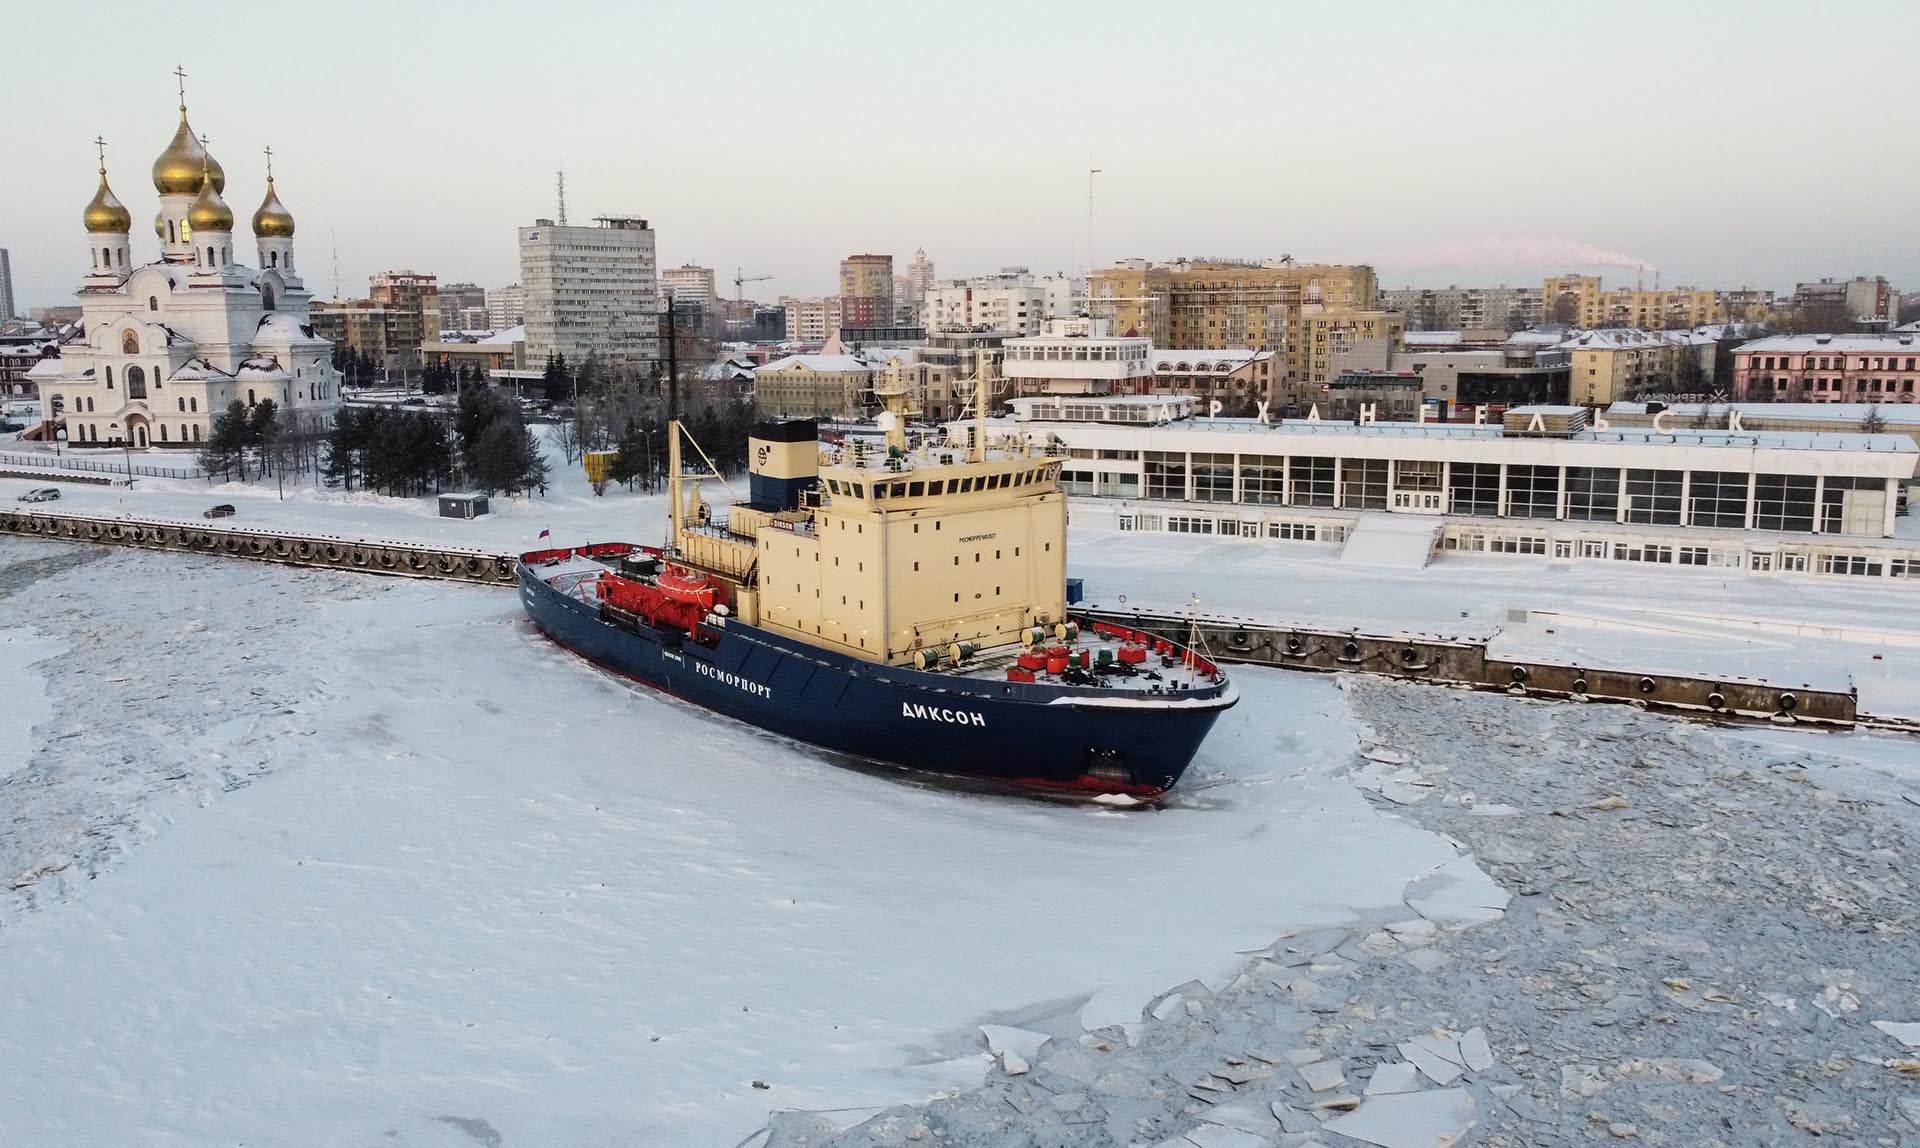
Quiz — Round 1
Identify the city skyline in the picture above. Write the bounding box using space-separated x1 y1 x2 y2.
2 0 1915 313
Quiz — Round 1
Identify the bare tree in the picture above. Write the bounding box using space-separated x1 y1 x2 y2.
551 415 581 465
1862 405 1888 434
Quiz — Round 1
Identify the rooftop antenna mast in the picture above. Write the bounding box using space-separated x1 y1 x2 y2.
555 169 568 225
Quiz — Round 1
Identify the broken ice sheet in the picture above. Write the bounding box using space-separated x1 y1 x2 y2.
1323 1088 1477 1148
979 1024 1050 1062
1403 853 1510 925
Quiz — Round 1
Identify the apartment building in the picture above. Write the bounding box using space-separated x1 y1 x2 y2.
1733 333 1920 403
1561 329 1681 405
781 296 840 344
1088 259 1389 384
485 283 525 329
1382 285 1543 333
838 254 894 330
367 270 441 365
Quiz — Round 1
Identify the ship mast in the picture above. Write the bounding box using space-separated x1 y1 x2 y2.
971 353 993 463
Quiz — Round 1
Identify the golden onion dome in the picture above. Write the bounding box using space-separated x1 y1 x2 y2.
251 178 295 238
84 170 132 233
188 170 234 233
152 110 225 196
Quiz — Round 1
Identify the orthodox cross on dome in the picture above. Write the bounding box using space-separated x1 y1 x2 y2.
94 134 107 172
174 64 189 109
263 144 273 180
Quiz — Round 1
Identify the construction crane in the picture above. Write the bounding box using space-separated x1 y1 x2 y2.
733 267 772 304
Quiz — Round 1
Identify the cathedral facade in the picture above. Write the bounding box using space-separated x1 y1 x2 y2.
35 94 341 449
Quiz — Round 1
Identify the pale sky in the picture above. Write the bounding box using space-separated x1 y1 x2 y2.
4 0 1915 313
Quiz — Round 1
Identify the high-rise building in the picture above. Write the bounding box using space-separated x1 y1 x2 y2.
905 247 936 301
438 281 488 332
518 216 659 367
838 254 893 330
1544 275 1719 331
660 264 717 311
0 248 14 319
486 283 525 329
1089 259 1396 383
366 270 441 367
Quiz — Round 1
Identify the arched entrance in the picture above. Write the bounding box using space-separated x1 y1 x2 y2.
126 414 150 449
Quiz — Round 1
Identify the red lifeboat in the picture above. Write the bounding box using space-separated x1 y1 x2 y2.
656 566 718 610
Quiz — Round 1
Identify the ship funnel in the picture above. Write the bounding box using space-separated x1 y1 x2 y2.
748 419 820 512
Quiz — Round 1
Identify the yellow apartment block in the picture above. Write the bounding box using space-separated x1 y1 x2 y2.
1088 260 1386 383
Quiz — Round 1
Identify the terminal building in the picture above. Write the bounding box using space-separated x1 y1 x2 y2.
994 396 1920 580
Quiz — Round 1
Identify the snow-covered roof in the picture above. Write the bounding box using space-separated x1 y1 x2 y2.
1556 329 1669 351
1896 320 1920 333
1155 416 1917 454
25 357 65 379
1734 334 1919 354
169 358 233 382
757 354 872 373
254 313 321 343
1608 401 1920 423
236 357 288 380
1402 331 1463 348
481 325 524 345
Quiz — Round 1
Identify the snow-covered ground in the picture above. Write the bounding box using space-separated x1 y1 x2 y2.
0 540 1502 1147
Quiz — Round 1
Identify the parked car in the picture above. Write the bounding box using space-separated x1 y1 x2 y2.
203 503 236 519
15 487 59 503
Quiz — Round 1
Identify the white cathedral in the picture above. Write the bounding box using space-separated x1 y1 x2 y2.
34 94 341 449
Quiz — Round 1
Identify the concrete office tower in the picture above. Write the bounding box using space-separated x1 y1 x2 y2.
519 216 659 367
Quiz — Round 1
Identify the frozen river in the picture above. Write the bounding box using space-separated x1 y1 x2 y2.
0 538 1500 1147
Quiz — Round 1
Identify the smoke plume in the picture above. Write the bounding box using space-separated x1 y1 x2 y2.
1378 235 1656 276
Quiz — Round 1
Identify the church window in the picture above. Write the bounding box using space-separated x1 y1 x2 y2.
206 246 215 266
261 284 276 311
160 424 168 442
190 397 198 412
247 389 256 405
192 425 201 441
117 248 125 267
105 365 113 388
177 397 185 412
91 249 98 269
167 220 175 243
122 330 139 355
148 296 158 312
126 366 146 400
269 251 278 267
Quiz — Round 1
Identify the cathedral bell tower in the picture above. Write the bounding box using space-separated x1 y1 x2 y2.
83 136 132 282
251 146 299 284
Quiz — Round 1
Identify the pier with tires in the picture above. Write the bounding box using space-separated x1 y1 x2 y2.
0 508 516 585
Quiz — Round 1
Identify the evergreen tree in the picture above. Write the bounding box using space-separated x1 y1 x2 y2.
201 400 252 480
468 418 549 496
542 352 572 405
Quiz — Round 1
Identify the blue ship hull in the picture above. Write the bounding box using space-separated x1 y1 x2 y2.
516 559 1235 795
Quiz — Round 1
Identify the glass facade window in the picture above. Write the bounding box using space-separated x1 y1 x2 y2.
1339 458 1389 510
1687 470 1749 529
1096 472 1139 497
1393 460 1441 491
1624 468 1683 525
1239 455 1287 505
1144 451 1186 501
1060 469 1095 496
1504 464 1560 519
1192 453 1235 503
1758 472 1812 533
1449 462 1501 517
1565 467 1619 521
1287 456 1336 507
